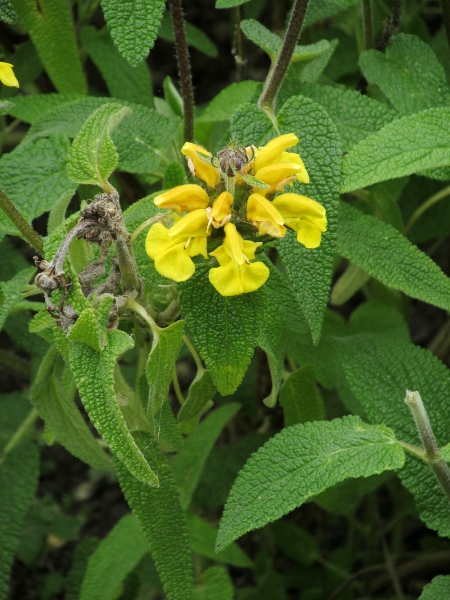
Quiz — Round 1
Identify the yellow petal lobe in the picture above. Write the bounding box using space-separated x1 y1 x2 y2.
154 184 210 213
253 133 299 173
181 142 220 188
0 62 19 88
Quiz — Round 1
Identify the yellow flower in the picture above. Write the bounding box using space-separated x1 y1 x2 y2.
145 210 209 281
252 133 309 196
206 191 233 230
181 142 220 188
209 223 269 296
272 193 327 249
154 184 210 213
0 62 19 88
246 193 285 238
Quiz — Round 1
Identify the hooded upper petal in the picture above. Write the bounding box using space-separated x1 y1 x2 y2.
154 184 210 213
0 62 19 88
168 208 209 239
181 142 220 188
253 133 299 173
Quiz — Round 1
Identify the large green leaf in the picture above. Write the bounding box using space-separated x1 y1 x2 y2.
178 267 262 395
10 0 86 93
0 136 76 239
30 346 113 471
341 107 450 193
304 0 361 26
216 415 404 550
276 95 341 342
159 11 218 58
81 26 153 107
80 514 149 600
0 266 35 330
0 442 39 600
115 434 193 600
177 369 216 423
146 320 185 417
336 334 450 537
280 366 325 426
199 81 260 123
67 103 131 189
68 329 158 487
101 0 165 66
360 34 450 115
419 575 450 599
337 201 450 311
171 403 240 509
0 0 16 24
230 103 275 147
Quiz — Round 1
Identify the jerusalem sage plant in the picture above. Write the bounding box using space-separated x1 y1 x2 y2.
1 0 450 598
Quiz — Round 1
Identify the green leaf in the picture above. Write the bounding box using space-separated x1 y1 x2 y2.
419 575 450 599
230 103 276 147
360 34 450 115
31 346 113 471
199 81 260 123
192 566 233 600
10 0 86 93
216 0 251 8
299 39 338 83
216 416 404 550
163 162 186 188
336 334 450 537
279 82 396 152
340 107 450 193
177 369 216 423
276 95 341 343
0 266 35 331
66 538 100 600
80 514 148 600
115 433 193 600
0 0 15 23
68 307 107 352
440 443 450 463
187 513 252 568
241 19 331 62
159 11 218 58
146 320 185 417
81 26 153 107
68 329 158 487
101 0 165 66
172 403 240 509
67 103 131 188
280 366 325 426
7 93 83 123
337 201 450 311
178 267 262 395
304 0 361 26
0 442 39 599
0 136 76 239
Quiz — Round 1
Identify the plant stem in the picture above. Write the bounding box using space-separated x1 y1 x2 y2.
234 5 246 81
404 390 450 503
172 366 185 405
170 0 194 142
377 0 403 52
183 334 203 371
258 0 310 116
441 0 450 51
362 0 374 50
115 235 141 294
0 349 30 379
1 408 39 460
129 215 164 246
125 296 160 338
0 190 44 255
404 184 450 232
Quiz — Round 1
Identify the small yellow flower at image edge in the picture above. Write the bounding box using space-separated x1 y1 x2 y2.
145 134 327 297
0 62 19 88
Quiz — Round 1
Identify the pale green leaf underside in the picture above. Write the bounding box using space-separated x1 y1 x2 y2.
337 202 450 311
216 415 404 550
0 266 35 331
101 0 165 66
341 107 450 193
67 103 131 187
336 334 450 537
216 0 251 8
80 514 148 600
304 0 361 26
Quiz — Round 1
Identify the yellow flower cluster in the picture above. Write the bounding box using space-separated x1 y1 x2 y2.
145 134 327 297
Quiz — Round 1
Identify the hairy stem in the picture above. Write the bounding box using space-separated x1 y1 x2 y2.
362 0 374 50
170 0 194 142
0 190 44 255
377 0 402 52
258 0 310 115
234 5 246 81
183 334 203 371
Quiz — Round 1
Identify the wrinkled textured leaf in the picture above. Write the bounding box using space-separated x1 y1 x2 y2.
31 346 113 471
101 0 165 66
217 416 404 550
146 320 185 417
0 136 76 239
0 0 16 24
0 266 35 330
276 95 341 342
67 103 131 188
178 267 262 395
230 103 275 147
337 201 450 311
80 514 149 600
419 575 450 599
341 107 450 193
172 403 240 509
159 11 218 58
280 366 325 426
360 34 450 115
200 81 260 122
336 334 450 536
0 442 39 599
69 329 158 487
68 307 107 352
81 26 153 107
177 369 216 422
115 433 193 600
10 0 86 93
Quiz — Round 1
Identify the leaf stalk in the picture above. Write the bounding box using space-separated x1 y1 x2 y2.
0 190 45 255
